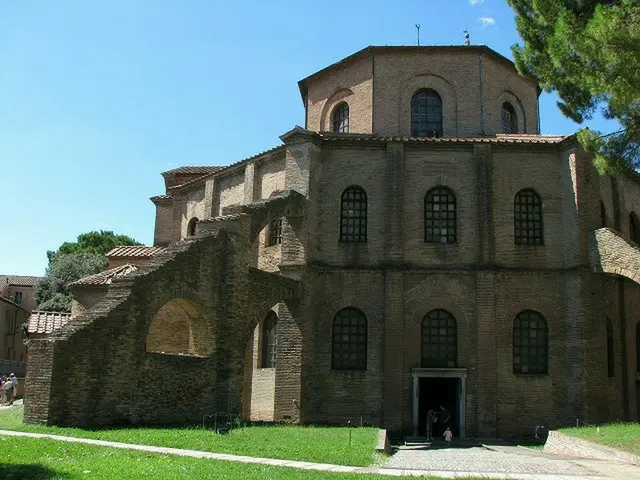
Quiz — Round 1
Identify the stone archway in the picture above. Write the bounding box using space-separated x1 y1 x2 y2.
589 228 640 285
146 298 213 357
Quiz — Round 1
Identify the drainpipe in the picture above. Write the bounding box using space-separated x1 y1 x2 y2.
479 50 485 136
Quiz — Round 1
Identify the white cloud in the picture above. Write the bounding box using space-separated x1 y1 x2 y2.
469 0 484 5
478 16 496 27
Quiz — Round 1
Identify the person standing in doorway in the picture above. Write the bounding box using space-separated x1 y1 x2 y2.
439 405 451 435
425 409 438 441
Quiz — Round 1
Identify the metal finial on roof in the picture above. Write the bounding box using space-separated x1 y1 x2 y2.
416 24 420 46
464 30 470 46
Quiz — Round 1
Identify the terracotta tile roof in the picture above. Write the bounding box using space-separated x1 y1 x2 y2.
28 311 72 334
150 194 172 203
0 275 41 287
167 145 285 193
106 246 166 258
69 264 139 287
316 132 567 144
161 166 225 176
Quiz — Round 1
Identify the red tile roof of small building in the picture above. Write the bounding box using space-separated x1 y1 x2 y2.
28 311 72 334
106 246 166 258
161 166 225 176
0 275 41 287
68 264 140 287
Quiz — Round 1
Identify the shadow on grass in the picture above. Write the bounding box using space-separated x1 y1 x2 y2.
0 463 73 479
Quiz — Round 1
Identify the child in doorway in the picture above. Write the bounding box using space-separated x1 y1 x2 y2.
443 426 453 446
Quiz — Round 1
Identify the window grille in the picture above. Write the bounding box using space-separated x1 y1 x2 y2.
411 89 442 137
421 310 457 368
332 308 367 370
340 186 367 243
268 218 283 246
332 102 349 133
514 189 543 245
513 310 548 374
501 102 518 134
425 187 456 243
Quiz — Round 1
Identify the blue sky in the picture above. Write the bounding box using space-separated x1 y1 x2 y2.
0 0 618 276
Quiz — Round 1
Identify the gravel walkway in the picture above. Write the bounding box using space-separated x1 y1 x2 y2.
383 446 599 476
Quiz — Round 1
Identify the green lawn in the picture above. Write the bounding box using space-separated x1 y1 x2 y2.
0 435 479 480
558 423 640 456
0 406 377 467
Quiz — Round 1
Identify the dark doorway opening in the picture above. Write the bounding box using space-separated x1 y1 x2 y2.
418 377 458 437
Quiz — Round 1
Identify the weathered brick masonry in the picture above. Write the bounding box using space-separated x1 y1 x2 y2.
24 46 640 438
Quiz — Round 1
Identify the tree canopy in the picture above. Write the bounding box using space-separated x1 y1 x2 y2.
507 0 639 174
37 230 141 312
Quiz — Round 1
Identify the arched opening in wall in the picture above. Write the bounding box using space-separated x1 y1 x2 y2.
340 186 367 243
187 217 199 237
146 298 212 356
629 212 640 243
501 102 518 134
606 317 615 378
514 189 544 245
421 309 457 368
601 201 608 228
243 304 295 422
424 187 456 244
411 89 442 137
332 102 349 133
513 310 548 374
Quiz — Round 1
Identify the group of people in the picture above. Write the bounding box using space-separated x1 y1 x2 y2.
0 373 18 406
426 405 453 445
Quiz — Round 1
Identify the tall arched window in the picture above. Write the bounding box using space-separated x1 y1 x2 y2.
411 89 442 137
513 310 548 374
600 201 608 228
501 102 518 134
425 187 456 244
332 308 367 370
606 317 615 378
340 186 367 243
261 311 278 368
421 310 457 368
187 217 199 237
514 189 544 245
630 212 640 243
332 102 349 133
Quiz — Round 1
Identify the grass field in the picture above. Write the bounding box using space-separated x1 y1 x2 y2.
558 423 640 456
0 435 484 480
0 405 378 467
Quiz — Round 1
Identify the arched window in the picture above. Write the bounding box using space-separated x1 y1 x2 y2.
261 311 278 368
600 201 608 228
501 102 518 134
268 218 283 246
332 102 349 133
187 217 199 237
340 186 367 243
421 310 457 368
425 187 456 243
629 212 640 243
332 307 367 370
606 317 615 378
636 321 640 372
514 189 543 245
513 310 548 374
411 89 442 137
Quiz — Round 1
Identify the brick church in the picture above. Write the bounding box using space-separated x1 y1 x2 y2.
25 45 640 439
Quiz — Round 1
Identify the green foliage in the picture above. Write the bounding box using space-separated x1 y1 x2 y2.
36 230 140 312
1 406 378 467
559 423 640 456
1 436 467 480
47 230 142 264
507 0 640 174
